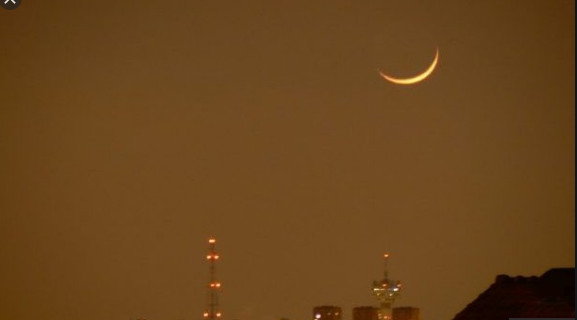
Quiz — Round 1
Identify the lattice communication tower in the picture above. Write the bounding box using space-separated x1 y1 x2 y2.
203 238 222 320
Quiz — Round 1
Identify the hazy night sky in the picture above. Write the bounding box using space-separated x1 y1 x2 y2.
0 1 574 320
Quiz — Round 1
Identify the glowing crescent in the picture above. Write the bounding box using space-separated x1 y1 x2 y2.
379 48 439 85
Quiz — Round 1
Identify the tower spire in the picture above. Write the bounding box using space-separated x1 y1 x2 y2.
372 253 401 320
203 238 222 320
383 253 389 280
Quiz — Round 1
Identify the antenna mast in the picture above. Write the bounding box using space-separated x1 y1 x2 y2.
203 238 222 320
372 253 401 320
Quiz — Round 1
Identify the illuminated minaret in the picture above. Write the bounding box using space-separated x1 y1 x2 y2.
203 238 222 320
372 254 401 320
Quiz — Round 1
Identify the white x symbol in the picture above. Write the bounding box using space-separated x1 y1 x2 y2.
4 0 16 4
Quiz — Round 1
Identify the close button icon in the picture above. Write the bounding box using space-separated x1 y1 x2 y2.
1 0 22 10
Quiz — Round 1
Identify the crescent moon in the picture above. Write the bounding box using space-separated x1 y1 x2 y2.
379 47 439 85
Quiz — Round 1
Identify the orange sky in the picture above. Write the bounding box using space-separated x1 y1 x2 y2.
0 1 574 320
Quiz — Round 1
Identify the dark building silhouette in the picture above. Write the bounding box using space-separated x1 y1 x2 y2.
353 306 379 320
452 268 575 320
392 307 420 320
313 306 342 320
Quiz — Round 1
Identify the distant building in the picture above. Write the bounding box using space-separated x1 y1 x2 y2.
353 306 379 320
452 268 575 320
372 254 401 320
313 306 342 320
392 307 420 320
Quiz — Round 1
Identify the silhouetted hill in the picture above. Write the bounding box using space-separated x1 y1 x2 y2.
452 268 575 320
